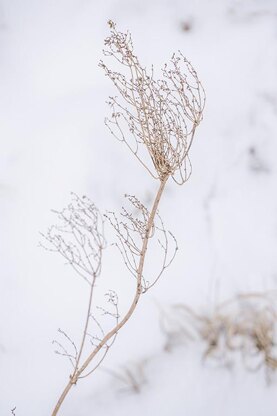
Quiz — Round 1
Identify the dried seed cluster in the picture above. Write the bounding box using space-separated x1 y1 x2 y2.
100 21 205 184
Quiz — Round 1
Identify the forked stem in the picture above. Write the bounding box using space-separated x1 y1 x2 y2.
51 177 168 415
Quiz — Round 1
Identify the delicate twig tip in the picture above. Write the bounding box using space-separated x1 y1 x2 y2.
108 20 116 29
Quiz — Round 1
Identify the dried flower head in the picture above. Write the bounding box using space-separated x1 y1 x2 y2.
40 193 106 284
100 20 205 184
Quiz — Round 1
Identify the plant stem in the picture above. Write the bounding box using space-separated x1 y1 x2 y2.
74 273 96 371
51 178 168 416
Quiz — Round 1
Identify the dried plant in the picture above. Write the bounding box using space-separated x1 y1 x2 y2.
106 194 178 292
101 359 148 394
41 193 106 286
100 20 205 184
160 292 277 381
42 21 205 415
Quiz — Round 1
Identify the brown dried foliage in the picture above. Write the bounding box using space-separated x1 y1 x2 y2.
160 292 277 381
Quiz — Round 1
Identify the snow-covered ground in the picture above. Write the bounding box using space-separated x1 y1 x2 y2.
1 0 277 414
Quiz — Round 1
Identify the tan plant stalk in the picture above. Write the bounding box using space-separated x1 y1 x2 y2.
42 20 205 415
51 179 167 415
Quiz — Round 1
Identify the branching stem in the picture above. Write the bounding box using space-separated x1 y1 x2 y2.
51 177 168 415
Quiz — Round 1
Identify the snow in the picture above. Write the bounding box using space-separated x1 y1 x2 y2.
0 0 277 414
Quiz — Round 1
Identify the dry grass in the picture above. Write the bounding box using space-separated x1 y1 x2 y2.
160 291 277 381
101 359 148 394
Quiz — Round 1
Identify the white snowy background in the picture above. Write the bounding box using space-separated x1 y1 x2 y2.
1 0 277 414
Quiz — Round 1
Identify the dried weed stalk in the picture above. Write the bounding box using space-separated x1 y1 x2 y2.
160 292 277 381
42 21 205 415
